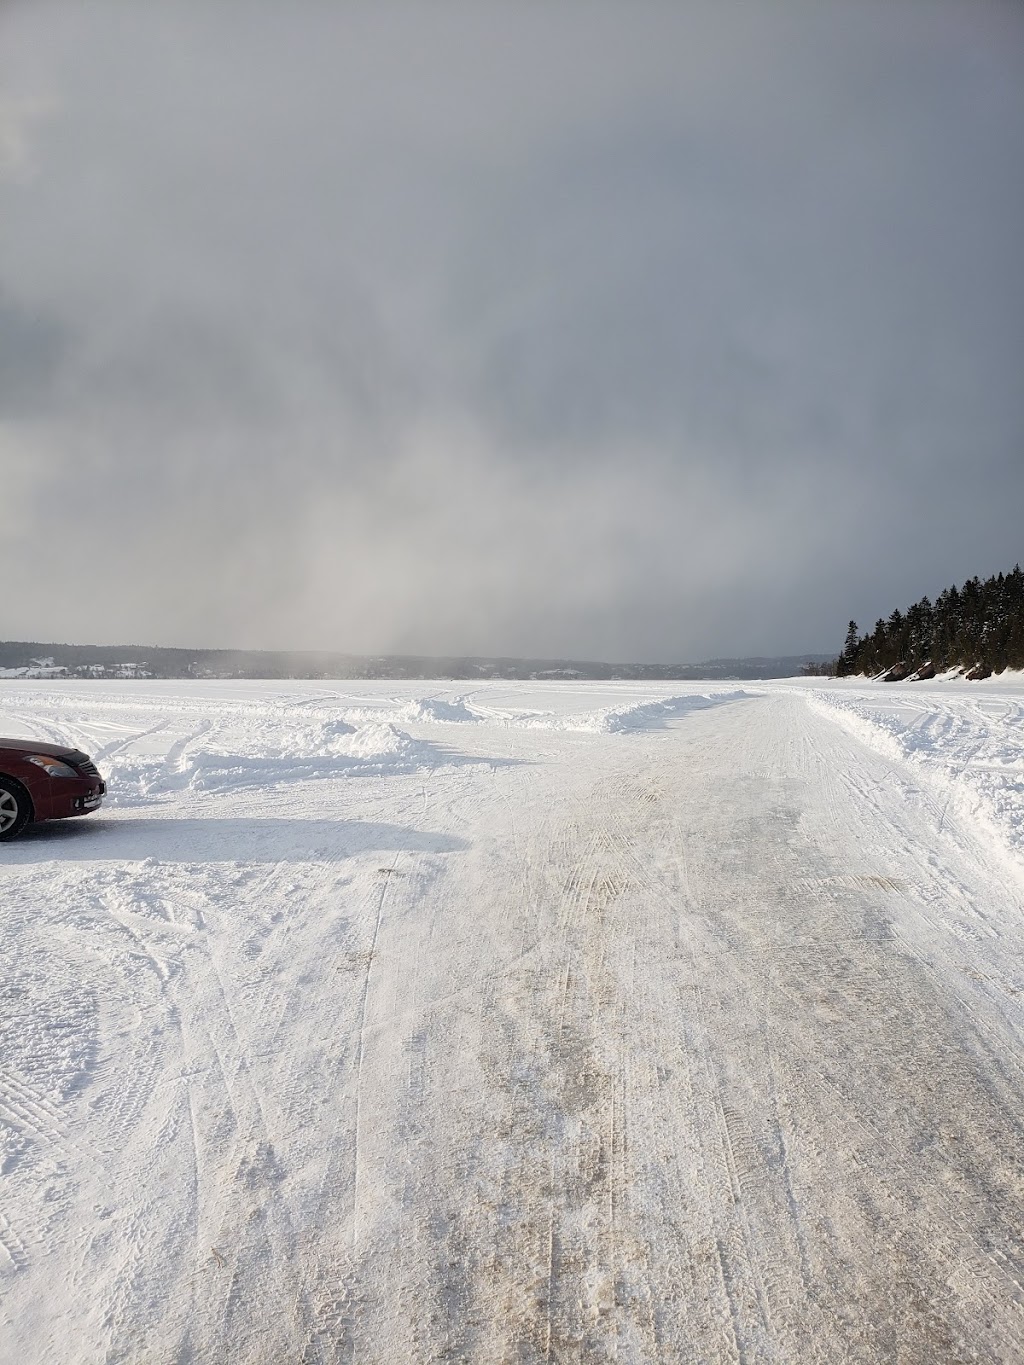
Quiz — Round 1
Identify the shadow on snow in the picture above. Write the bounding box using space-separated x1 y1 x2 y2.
6 816 469 864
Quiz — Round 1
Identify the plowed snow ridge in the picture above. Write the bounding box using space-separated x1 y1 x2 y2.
1 675 1023 1364
804 682 1024 880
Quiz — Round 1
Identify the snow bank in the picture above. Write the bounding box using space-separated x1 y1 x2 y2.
326 688 755 735
394 696 485 725
807 688 1024 880
495 689 756 733
598 690 754 732
103 721 445 804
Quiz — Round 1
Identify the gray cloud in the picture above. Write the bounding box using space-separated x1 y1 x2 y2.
0 292 70 415
1 1 1022 660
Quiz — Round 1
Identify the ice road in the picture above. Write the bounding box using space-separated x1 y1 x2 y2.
2 677 1023 1363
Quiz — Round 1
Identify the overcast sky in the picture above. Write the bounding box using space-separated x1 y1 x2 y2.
1 1 1021 662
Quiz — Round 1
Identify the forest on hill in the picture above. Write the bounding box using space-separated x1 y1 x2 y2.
835 565 1024 679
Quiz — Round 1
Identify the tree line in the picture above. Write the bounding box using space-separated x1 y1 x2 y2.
833 565 1024 679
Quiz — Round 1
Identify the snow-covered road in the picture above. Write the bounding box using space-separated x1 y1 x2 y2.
2 678 1023 1363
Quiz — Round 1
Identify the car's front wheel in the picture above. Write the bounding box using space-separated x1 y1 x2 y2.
0 777 32 840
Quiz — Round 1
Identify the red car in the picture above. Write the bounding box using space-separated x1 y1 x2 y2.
0 739 106 840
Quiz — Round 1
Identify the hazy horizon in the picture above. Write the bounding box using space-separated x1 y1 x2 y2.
2 635 836 668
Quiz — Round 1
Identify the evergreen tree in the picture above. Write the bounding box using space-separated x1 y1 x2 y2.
834 565 1024 676
835 622 857 676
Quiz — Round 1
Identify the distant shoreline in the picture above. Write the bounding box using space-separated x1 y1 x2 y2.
0 641 834 683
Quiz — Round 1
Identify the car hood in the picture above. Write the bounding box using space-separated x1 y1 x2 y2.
0 738 81 758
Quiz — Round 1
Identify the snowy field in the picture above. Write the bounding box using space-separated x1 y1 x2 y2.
2 675 1024 1363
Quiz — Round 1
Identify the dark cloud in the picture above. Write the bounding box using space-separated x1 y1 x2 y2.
0 1 1021 660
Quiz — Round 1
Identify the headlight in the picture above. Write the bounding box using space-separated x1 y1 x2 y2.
24 754 79 778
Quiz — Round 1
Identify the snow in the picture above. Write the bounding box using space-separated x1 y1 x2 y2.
797 676 1024 881
2 676 1024 1362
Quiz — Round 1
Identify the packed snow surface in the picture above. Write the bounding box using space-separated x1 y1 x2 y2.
2 676 1024 1363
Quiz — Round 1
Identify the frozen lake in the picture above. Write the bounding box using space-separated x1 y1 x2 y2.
2 677 1023 1362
